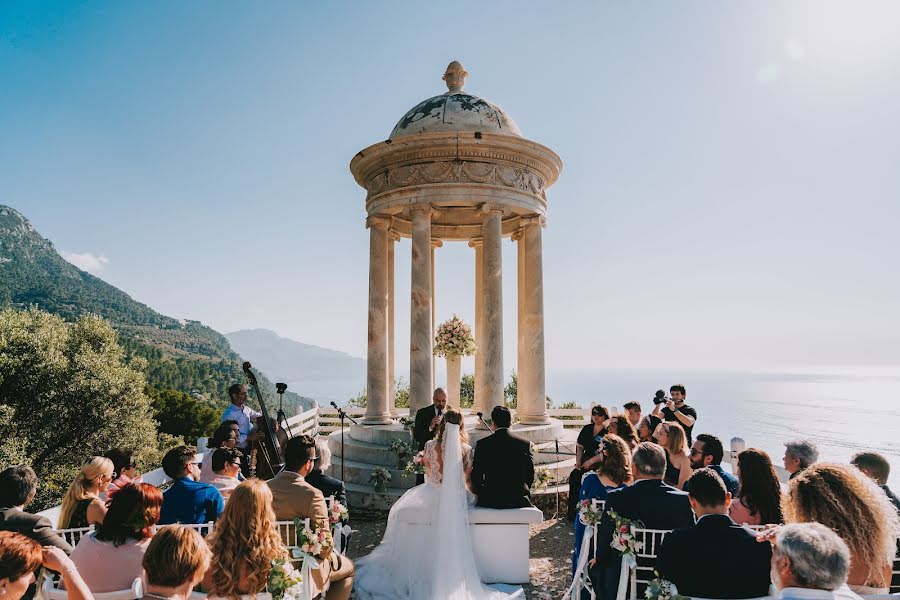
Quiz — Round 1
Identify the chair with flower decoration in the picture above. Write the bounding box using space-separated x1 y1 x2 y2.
615 527 671 600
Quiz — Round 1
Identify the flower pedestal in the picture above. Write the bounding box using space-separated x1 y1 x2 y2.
446 354 461 406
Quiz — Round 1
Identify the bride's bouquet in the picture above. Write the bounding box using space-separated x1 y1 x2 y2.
433 314 477 357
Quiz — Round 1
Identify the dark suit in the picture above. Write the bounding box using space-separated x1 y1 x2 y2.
657 514 772 599
306 469 348 508
590 479 694 600
471 428 535 509
0 506 73 553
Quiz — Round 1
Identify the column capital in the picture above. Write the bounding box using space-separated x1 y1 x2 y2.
480 203 507 216
511 229 524 242
389 230 401 242
520 215 547 228
405 204 433 218
366 215 392 230
431 238 443 248
467 237 483 248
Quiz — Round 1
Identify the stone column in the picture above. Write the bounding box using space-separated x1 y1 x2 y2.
409 206 434 414
518 216 549 424
468 238 484 415
388 231 399 416
431 239 442 387
364 215 392 425
513 228 525 416
481 205 505 415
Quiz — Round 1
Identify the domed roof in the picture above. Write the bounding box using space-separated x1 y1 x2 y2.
389 62 522 139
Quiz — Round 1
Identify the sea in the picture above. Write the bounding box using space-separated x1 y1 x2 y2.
545 366 900 489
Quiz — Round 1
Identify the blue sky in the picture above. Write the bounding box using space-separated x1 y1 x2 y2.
2 1 899 375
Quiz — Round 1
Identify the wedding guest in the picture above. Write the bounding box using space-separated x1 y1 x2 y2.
104 448 139 497
590 443 693 600
0 466 72 553
783 440 818 479
208 448 243 500
606 415 639 449
573 434 631 576
655 421 692 489
731 448 783 526
59 457 114 529
0 532 93 600
657 468 771 598
770 523 863 600
202 479 287 597
567 405 609 520
785 462 899 593
70 482 161 592
622 401 642 428
200 422 239 483
268 435 354 600
636 416 656 443
143 526 210 600
851 451 900 512
686 434 739 496
306 438 348 508
471 406 535 509
158 446 224 525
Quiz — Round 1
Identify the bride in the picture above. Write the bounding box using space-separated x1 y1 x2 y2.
354 408 523 600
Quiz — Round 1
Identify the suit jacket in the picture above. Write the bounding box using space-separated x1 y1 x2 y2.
471 428 535 509
592 479 694 600
305 469 348 508
413 405 441 451
0 506 73 553
657 514 772 599
267 471 338 598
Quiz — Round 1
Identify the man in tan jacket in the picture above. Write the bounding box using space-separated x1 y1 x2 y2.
268 435 354 600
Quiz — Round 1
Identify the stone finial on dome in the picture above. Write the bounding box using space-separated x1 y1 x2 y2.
442 61 468 93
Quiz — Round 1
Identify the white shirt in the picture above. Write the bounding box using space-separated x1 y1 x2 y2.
221 403 261 447
778 585 863 600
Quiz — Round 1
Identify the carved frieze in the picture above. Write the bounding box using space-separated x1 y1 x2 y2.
366 160 545 199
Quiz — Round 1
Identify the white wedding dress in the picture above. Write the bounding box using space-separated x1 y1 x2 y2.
354 423 524 600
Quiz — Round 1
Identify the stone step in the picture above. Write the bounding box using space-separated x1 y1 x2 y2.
343 481 405 511
327 457 419 490
326 432 416 468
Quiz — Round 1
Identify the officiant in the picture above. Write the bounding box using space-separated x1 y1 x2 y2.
413 388 448 484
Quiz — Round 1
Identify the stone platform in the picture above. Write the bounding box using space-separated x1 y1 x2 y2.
326 414 577 510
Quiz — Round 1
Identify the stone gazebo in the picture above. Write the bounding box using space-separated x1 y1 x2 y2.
332 62 566 507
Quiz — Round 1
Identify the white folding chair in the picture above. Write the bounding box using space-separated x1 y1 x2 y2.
614 527 670 600
179 521 215 538
52 525 94 548
42 577 142 600
567 499 607 600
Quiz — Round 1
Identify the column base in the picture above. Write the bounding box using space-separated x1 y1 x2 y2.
361 414 394 426
516 413 551 426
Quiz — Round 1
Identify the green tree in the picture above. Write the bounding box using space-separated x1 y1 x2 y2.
148 387 219 443
504 370 518 408
345 377 411 409
0 308 160 509
459 373 475 408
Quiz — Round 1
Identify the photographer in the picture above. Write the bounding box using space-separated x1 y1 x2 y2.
651 384 697 445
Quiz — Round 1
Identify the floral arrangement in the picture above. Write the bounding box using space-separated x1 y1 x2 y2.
433 314 477 357
328 499 349 525
607 509 644 562
267 557 304 600
291 517 334 559
577 498 604 527
370 466 392 492
388 439 417 468
533 467 553 491
398 416 415 434
403 451 426 477
645 574 688 600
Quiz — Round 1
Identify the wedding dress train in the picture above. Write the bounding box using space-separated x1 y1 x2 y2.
354 423 524 600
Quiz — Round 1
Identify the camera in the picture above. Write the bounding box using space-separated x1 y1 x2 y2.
276 382 288 394
653 389 668 405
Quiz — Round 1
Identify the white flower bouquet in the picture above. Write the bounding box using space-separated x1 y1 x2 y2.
607 509 644 564
433 314 477 357
267 556 304 600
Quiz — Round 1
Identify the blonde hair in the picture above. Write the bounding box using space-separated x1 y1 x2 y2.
207 479 286 599
784 462 900 587
660 422 687 455
59 456 114 528
435 407 468 448
143 525 211 587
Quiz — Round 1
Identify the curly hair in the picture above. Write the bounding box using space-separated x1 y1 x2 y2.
607 415 639 448
785 462 899 587
207 479 286 599
736 448 783 525
598 434 632 486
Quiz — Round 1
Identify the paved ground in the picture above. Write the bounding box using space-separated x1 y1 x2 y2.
345 505 575 599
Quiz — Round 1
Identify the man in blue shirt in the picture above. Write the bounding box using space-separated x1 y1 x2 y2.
158 446 224 525
685 433 740 497
221 384 262 450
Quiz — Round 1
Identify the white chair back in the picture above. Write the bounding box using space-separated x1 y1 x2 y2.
613 527 670 600
42 577 142 600
275 518 311 549
178 521 215 538
53 525 94 548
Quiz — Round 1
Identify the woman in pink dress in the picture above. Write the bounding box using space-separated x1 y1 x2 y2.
729 448 783 525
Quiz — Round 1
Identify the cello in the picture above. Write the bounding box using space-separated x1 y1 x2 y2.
242 362 285 478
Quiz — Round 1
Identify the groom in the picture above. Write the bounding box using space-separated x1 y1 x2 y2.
471 406 535 508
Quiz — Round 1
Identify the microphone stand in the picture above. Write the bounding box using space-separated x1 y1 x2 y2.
475 412 492 431
276 384 292 439
554 438 561 519
331 401 359 483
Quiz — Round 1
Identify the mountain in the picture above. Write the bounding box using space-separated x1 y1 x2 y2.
0 205 313 415
226 329 366 404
